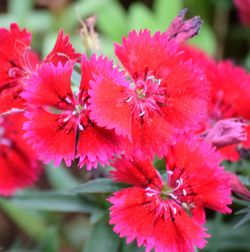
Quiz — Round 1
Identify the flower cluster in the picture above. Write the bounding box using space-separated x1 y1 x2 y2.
1 8 250 252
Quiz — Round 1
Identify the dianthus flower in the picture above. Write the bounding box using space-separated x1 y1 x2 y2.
89 24 209 159
182 45 250 161
0 23 80 113
22 55 122 169
109 139 231 252
234 0 250 26
0 112 41 196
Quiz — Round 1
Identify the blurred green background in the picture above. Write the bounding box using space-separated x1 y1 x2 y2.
1 0 250 251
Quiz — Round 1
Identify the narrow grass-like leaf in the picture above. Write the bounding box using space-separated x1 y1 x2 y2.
69 178 122 194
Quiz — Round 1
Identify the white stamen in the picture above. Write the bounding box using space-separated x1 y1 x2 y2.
170 205 177 215
126 97 133 103
147 75 154 80
183 189 187 196
167 170 173 176
78 122 84 131
65 96 72 104
168 193 178 200
139 111 145 117
63 114 72 122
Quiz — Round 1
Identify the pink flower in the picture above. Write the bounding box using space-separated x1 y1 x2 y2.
0 112 41 196
89 28 209 160
22 55 122 169
109 139 231 252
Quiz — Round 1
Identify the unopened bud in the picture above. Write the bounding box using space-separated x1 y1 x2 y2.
165 8 203 43
205 118 247 148
228 171 250 201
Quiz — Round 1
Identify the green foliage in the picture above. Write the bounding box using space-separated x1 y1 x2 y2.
83 217 120 252
69 178 123 194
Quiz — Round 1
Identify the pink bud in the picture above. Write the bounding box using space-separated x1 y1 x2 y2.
228 171 250 201
205 118 247 148
165 8 202 43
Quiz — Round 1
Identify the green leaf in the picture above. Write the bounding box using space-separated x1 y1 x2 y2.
0 198 47 240
38 226 60 252
128 3 158 32
153 0 182 31
97 1 127 41
26 11 54 32
9 191 101 213
46 163 80 190
8 0 33 19
69 178 122 194
83 218 120 252
234 207 250 228
205 214 250 251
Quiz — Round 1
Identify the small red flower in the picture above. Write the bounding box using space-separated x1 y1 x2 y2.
109 139 231 252
0 112 41 196
0 24 80 113
22 55 122 169
0 23 38 113
234 0 250 26
89 30 209 159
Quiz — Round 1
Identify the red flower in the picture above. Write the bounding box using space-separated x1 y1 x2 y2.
234 0 250 26
0 24 80 113
0 23 38 113
0 112 41 196
22 55 122 169
89 30 209 159
109 139 231 252
182 45 250 161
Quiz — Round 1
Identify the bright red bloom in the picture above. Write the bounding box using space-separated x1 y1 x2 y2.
182 45 250 161
0 24 80 113
234 0 250 26
0 23 38 113
0 112 41 196
22 55 122 169
89 30 209 159
109 139 231 252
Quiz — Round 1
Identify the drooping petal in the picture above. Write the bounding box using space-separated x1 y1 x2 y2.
0 112 41 196
44 30 81 65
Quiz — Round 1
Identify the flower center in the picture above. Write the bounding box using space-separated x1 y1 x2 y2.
126 74 166 118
